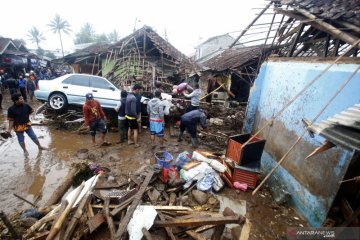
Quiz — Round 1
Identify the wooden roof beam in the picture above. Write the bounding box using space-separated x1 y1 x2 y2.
294 8 360 48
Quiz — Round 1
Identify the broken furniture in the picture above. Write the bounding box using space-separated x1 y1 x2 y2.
226 133 266 188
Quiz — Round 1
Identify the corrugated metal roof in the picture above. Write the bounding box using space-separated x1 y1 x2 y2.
282 0 360 27
309 104 360 151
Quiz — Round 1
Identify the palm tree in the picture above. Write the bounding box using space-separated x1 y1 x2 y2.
27 26 45 49
48 14 71 57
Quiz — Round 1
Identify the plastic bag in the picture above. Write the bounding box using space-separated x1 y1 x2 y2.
175 151 192 170
196 173 214 191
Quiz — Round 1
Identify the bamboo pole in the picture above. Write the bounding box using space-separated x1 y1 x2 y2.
295 8 360 48
230 2 272 48
242 39 360 150
46 182 85 240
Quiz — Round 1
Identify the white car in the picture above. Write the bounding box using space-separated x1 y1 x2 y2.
35 73 121 111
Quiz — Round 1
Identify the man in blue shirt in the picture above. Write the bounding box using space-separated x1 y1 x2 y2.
178 108 207 147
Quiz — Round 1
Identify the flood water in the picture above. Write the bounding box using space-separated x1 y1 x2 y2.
0 94 118 215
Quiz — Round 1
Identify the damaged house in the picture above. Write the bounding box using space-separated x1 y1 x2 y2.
0 38 42 75
230 0 360 227
63 26 197 92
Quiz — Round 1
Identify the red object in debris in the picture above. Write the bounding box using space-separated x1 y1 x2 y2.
232 165 260 189
220 173 234 189
233 182 248 191
226 134 266 165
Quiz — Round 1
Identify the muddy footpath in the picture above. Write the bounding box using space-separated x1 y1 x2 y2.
0 92 307 239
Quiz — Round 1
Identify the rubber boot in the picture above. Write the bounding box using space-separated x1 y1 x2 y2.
178 131 184 142
191 137 198 147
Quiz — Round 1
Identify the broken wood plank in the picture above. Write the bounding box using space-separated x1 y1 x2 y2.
142 227 153 240
154 215 245 227
87 212 106 234
169 193 176 206
64 190 93 240
186 230 208 240
87 203 94 218
115 170 154 239
153 206 193 211
158 212 176 240
110 195 136 216
104 198 116 240
46 181 85 240
211 225 225 240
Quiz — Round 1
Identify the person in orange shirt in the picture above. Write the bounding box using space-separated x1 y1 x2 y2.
82 93 108 146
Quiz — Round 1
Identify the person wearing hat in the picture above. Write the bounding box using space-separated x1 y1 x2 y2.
82 93 108 146
6 93 47 156
125 84 142 147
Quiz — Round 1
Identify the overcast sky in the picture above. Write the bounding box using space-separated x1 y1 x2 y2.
1 0 266 55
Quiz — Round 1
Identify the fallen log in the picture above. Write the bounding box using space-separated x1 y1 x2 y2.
154 215 245 227
44 167 78 207
115 170 154 239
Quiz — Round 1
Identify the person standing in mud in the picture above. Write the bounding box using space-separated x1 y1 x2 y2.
6 93 47 156
147 91 165 149
125 84 142 147
114 90 128 144
83 93 108 146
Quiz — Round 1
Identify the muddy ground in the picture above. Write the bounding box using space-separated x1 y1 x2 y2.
0 91 307 239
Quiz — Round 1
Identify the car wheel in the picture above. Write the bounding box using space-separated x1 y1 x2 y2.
49 93 68 110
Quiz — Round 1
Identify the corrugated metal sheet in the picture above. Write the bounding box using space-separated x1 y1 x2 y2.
282 0 360 27
309 104 360 151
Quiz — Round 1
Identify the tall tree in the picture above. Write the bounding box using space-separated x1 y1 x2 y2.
74 22 95 44
108 29 120 43
48 14 71 58
27 26 45 49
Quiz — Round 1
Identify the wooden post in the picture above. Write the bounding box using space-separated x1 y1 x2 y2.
104 198 116 240
115 171 154 239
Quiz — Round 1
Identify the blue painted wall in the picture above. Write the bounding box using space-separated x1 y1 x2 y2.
244 59 360 226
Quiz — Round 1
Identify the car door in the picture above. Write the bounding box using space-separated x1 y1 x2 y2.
89 76 120 109
62 75 90 105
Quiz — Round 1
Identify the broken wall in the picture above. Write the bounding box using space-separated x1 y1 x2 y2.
243 58 360 227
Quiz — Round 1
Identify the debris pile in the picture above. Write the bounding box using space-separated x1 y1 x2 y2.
0 151 246 240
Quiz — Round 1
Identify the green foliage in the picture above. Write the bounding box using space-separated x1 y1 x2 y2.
94 33 108 43
48 14 71 57
74 22 95 44
27 26 45 49
108 29 120 43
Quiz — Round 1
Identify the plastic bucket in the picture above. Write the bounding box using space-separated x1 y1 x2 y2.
155 151 174 169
